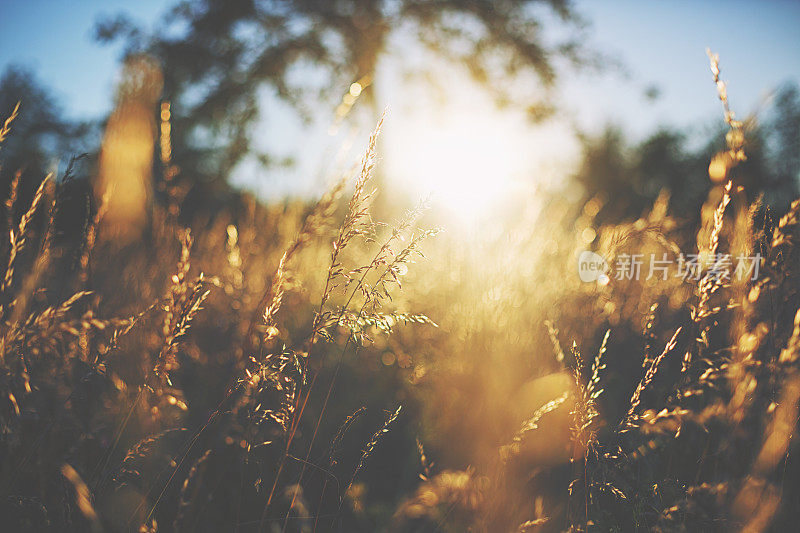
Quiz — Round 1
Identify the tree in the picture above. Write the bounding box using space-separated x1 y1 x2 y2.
95 0 596 188
0 66 88 185
573 83 800 228
0 66 92 218
764 82 800 207
573 126 644 224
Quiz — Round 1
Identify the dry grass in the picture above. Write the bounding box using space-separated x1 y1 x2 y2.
0 51 799 533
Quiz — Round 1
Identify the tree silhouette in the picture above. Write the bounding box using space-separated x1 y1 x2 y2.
95 0 596 187
764 83 800 206
0 66 91 211
0 67 88 183
574 84 800 227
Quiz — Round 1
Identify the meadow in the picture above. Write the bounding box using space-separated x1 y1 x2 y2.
1 48 799 533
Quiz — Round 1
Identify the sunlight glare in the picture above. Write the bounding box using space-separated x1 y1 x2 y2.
386 100 529 221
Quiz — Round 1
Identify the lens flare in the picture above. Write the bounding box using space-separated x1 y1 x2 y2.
385 102 528 221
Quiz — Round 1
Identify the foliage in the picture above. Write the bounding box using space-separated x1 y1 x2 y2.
575 82 800 226
94 0 596 185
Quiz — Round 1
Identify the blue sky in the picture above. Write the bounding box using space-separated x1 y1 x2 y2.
572 1 800 135
0 0 166 119
1 0 799 198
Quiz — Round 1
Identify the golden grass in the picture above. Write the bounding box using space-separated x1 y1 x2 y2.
0 51 799 533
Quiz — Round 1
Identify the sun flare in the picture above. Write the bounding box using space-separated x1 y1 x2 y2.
385 101 529 220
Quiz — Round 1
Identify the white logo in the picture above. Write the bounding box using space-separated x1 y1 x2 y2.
578 250 609 283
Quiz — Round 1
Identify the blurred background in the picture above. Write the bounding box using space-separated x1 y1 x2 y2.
2 0 799 206
1 1 800 531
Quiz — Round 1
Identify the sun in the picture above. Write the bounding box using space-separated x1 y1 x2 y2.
384 96 529 221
